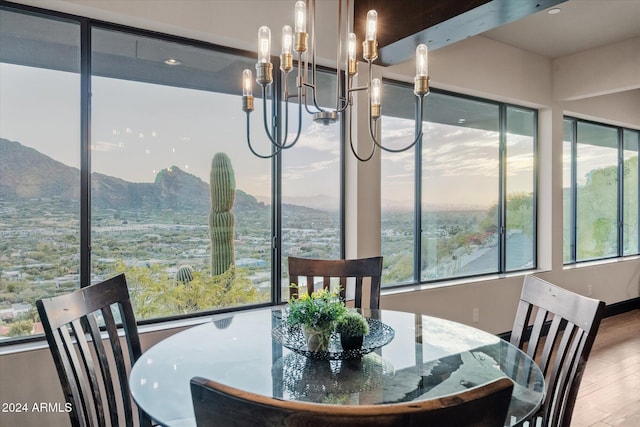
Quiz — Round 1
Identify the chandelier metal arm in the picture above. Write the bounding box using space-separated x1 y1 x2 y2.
368 99 424 153
365 61 426 153
302 80 349 115
258 85 304 150
301 0 350 117
302 82 324 114
347 104 376 162
245 112 281 159
260 90 278 143
283 88 305 148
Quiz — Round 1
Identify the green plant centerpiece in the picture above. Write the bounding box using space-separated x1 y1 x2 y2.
287 288 347 352
336 310 370 351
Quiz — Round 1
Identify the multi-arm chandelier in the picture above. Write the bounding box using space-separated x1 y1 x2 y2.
241 0 430 161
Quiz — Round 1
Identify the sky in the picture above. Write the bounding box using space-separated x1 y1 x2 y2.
0 61 599 211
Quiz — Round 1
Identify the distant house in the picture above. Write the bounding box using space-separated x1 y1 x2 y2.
1 270 23 280
31 322 44 335
0 303 33 321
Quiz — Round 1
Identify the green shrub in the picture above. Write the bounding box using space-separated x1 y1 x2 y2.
335 311 369 337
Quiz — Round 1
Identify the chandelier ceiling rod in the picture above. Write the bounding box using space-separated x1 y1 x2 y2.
241 0 430 161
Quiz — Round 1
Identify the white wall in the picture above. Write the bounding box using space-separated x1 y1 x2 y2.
1 1 639 426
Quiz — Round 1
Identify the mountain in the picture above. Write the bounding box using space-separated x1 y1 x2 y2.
0 138 80 200
0 138 267 213
282 194 339 211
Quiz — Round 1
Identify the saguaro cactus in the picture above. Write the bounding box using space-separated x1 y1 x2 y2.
209 152 236 276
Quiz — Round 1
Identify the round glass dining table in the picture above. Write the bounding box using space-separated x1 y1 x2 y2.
130 308 544 427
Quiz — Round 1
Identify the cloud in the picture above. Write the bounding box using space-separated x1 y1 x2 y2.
506 152 534 176
92 141 125 152
291 121 341 155
284 158 338 180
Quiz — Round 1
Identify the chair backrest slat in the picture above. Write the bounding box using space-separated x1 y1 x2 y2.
537 314 563 375
37 273 151 427
191 375 513 427
101 305 133 427
510 275 605 427
526 307 548 358
72 317 106 427
58 322 94 425
288 256 383 309
84 313 116 427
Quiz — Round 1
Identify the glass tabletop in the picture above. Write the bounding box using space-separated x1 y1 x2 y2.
130 308 544 427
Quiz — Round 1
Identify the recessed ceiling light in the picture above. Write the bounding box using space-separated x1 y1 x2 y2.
547 8 561 15
164 58 181 65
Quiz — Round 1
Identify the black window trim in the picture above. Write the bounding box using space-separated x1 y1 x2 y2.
380 78 539 289
563 115 640 265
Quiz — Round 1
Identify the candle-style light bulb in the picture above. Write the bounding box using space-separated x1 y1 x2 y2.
293 1 308 53
282 25 293 55
242 69 253 96
416 44 428 77
241 69 254 112
371 77 381 118
365 10 377 41
280 25 294 72
362 10 379 61
258 26 271 64
414 44 429 96
371 78 381 106
347 33 357 62
347 32 357 75
294 1 306 33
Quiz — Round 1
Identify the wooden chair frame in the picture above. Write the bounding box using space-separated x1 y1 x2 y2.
288 256 383 309
510 275 605 427
36 273 151 427
191 375 514 427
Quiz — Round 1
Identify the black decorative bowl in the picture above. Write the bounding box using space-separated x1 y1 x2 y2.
272 318 395 360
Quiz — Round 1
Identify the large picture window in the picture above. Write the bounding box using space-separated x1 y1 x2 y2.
0 4 342 340
381 81 536 286
90 28 272 318
563 117 640 263
0 8 81 340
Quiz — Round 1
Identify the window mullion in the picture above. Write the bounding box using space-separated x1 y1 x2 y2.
617 128 624 257
273 63 283 304
498 104 507 273
80 19 91 288
414 107 423 284
570 119 578 263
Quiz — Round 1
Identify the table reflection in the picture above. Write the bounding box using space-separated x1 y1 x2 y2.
275 353 394 403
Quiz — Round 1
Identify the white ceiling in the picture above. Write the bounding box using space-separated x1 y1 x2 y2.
481 0 640 59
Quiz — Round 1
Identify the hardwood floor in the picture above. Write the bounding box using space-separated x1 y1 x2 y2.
570 309 640 427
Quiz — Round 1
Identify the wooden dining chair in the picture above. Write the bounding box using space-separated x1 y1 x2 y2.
510 275 605 427
36 273 152 427
190 375 513 427
288 256 383 309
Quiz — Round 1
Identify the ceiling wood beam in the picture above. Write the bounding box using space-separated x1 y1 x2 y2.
353 0 567 66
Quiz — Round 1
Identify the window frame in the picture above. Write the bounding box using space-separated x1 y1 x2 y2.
380 79 538 288
564 116 640 264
